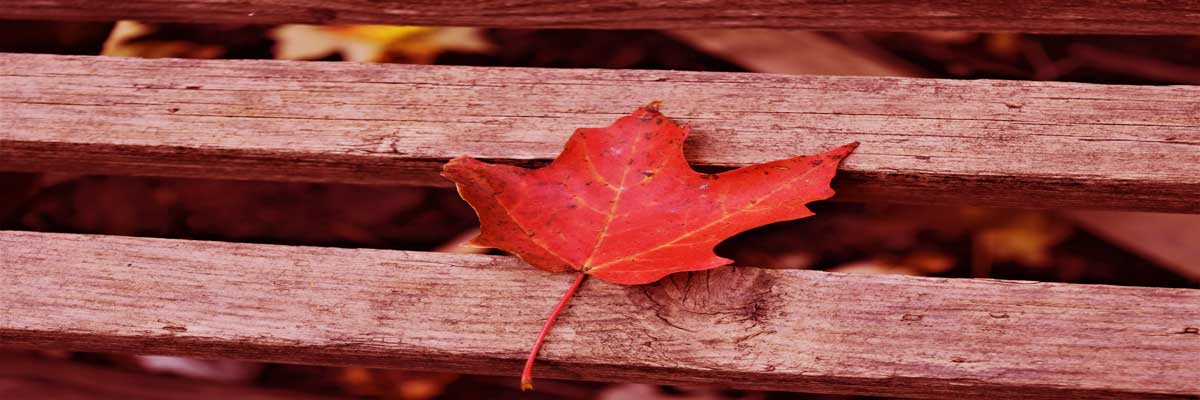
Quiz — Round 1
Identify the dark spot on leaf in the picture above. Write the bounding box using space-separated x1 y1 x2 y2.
641 171 655 178
762 171 769 175
951 357 967 363
810 159 824 166
162 326 187 333
655 118 664 125
1180 327 1199 335
644 131 653 140
627 159 635 166
567 204 577 209
167 107 180 113
989 312 1009 318
184 85 201 90
915 155 931 161
901 314 923 322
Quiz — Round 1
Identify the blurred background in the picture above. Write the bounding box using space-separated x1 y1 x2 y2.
1 20 1198 400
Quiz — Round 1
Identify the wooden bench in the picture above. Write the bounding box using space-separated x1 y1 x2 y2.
2 3 1199 399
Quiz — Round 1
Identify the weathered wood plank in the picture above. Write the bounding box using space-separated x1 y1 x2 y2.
662 32 1200 281
2 230 1198 398
2 53 1199 212
2 1 1200 34
0 353 347 400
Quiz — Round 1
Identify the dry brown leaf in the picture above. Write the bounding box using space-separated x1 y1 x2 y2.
337 367 458 400
433 228 488 254
271 25 492 63
971 211 1073 276
830 252 955 276
985 33 1022 59
101 21 224 59
134 355 262 383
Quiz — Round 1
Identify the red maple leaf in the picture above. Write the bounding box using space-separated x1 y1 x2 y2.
442 102 857 389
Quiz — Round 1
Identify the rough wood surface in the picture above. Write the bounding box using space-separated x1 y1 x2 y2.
693 33 1200 284
2 230 1199 399
0 353 346 400
2 1 1200 34
2 53 1199 212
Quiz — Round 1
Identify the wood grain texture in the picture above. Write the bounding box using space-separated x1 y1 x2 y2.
2 53 1199 212
0 354 347 400
682 30 1200 283
3 230 1199 399
2 1 1200 34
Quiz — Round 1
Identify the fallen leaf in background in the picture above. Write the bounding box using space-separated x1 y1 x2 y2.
971 210 1073 277
134 355 262 383
338 367 458 400
432 228 488 254
272 25 492 63
102 20 224 59
766 250 816 269
905 251 958 274
830 251 956 276
985 33 1022 59
830 259 914 275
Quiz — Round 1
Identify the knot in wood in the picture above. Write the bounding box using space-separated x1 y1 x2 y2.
630 267 779 336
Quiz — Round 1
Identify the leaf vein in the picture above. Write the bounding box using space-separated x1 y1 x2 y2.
588 164 824 273
581 135 641 270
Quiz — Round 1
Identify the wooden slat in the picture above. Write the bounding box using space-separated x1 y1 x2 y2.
661 32 1200 282
0 354 347 400
2 1 1200 34
2 230 1199 399
2 53 1199 213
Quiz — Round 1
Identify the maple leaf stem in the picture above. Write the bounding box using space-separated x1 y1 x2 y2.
521 271 588 391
